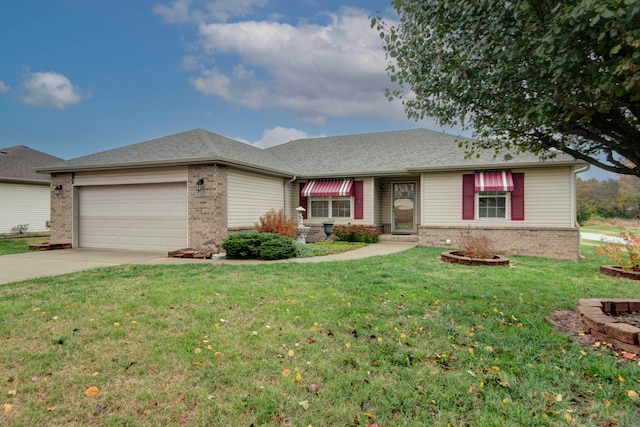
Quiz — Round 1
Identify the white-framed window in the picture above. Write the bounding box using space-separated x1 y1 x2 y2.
310 197 352 219
477 191 508 219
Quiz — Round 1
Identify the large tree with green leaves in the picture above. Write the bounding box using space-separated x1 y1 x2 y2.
373 0 640 176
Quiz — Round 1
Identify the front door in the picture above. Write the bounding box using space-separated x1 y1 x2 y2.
392 182 416 234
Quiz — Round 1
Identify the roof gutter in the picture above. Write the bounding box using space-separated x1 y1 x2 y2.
37 157 296 178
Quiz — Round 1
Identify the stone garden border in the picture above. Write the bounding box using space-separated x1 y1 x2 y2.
577 298 640 353
440 250 510 266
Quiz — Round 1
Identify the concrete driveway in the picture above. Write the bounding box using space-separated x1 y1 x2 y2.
0 242 417 286
0 249 171 285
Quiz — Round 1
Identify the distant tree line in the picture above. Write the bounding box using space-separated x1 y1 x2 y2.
577 176 640 222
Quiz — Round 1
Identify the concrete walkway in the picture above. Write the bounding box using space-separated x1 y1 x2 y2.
0 242 417 286
580 232 626 245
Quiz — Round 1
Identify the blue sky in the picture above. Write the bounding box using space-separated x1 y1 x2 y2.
0 0 613 179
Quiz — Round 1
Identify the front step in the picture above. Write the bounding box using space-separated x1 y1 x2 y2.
378 234 419 243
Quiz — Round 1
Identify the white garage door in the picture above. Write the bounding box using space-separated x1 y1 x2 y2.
79 183 188 251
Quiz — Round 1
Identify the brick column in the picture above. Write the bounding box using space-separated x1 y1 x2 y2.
188 164 228 251
50 173 73 245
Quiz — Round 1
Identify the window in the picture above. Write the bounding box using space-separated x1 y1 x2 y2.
310 200 328 217
299 180 364 220
310 197 351 218
462 172 525 221
478 191 507 219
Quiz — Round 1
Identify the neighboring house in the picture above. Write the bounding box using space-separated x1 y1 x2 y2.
38 128 587 259
0 146 63 234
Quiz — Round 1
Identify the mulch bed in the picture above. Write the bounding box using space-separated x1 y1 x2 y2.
29 243 72 251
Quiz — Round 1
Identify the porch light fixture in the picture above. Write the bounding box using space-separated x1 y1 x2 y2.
195 178 204 192
54 184 63 196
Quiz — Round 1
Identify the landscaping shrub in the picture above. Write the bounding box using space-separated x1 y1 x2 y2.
457 228 495 259
259 236 296 260
221 232 262 259
255 209 297 238
333 224 381 243
222 232 296 260
596 231 640 271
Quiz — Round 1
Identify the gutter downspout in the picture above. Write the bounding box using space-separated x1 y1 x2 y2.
574 165 590 259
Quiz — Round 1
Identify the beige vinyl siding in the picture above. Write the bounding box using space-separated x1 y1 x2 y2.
227 169 285 228
0 183 51 233
74 166 188 186
422 167 576 227
360 177 375 225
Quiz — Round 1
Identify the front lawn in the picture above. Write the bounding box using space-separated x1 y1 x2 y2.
1 247 638 426
0 236 50 255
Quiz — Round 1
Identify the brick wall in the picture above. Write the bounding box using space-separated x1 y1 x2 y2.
49 173 73 245
419 226 581 260
188 164 228 250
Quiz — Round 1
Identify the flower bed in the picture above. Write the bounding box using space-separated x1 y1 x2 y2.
440 250 510 266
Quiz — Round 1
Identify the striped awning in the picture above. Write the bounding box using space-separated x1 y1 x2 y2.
301 179 354 197
475 171 514 192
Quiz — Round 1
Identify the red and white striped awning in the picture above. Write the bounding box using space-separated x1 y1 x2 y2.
301 179 354 197
474 171 514 192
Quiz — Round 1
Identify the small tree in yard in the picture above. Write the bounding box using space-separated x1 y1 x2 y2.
373 1 640 176
255 209 297 238
597 231 640 271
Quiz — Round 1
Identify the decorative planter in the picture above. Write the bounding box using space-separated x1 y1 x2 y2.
599 265 640 281
440 250 510 267
322 222 334 241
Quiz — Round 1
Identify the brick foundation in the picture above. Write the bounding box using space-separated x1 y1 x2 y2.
188 165 228 250
49 173 73 245
419 226 580 260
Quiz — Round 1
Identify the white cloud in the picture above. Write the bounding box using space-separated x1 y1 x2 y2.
183 7 403 124
254 126 317 148
0 81 9 93
19 71 89 109
154 0 267 23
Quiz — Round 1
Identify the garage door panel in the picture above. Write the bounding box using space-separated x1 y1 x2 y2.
79 183 188 251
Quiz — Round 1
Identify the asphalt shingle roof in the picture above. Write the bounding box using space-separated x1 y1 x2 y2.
0 146 63 184
40 129 295 175
266 128 580 177
38 128 582 176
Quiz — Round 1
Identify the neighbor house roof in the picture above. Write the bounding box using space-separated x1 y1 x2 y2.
38 128 584 177
0 146 63 184
38 129 295 176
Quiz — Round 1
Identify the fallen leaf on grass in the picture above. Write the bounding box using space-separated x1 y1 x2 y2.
626 390 639 401
3 403 13 412
85 386 99 397
295 373 302 382
7 389 17 397
46 403 56 411
298 400 309 410
282 369 291 376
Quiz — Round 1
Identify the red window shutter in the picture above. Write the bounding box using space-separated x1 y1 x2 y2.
354 180 364 219
299 182 308 219
511 173 525 220
462 174 475 220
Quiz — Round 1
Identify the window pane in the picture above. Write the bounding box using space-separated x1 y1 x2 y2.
478 192 507 218
332 199 351 217
310 200 328 218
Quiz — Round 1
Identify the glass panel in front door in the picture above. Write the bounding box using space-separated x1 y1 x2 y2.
392 183 415 233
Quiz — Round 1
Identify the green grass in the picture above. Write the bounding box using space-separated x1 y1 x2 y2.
1 247 639 426
0 236 50 255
